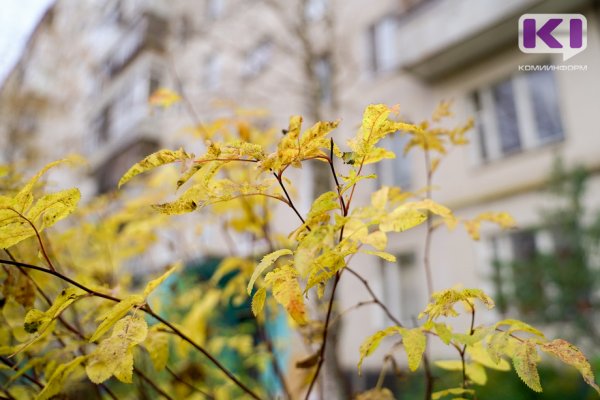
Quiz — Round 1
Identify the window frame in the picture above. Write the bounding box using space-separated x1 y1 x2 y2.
471 68 565 164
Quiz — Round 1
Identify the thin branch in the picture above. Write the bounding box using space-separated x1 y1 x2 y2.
166 366 215 400
0 356 44 389
100 384 119 400
304 270 341 400
7 208 56 272
273 172 307 227
328 138 346 214
0 259 262 400
423 149 434 297
134 367 174 400
344 267 403 327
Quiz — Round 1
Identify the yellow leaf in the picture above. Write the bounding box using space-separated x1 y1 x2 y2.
36 356 85 400
419 288 494 322
403 328 426 372
357 326 403 374
512 340 542 392
468 342 511 371
379 206 426 233
540 339 600 394
143 263 180 297
264 266 308 326
355 388 395 400
24 288 86 334
495 319 544 338
118 148 194 188
26 188 80 230
89 295 145 343
14 159 72 213
432 388 475 400
86 314 148 384
464 212 516 241
348 104 422 167
251 287 267 317
247 249 292 295
149 88 181 108
362 231 387 250
144 329 169 371
363 250 396 263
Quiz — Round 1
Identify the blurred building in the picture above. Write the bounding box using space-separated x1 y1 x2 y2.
1 0 600 396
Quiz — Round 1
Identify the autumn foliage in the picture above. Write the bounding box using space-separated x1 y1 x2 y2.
0 99 598 399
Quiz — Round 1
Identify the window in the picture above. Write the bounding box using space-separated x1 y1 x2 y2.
472 69 564 162
368 16 397 73
313 56 332 104
203 54 221 90
378 251 421 326
148 69 161 96
377 133 412 189
243 40 273 79
304 0 327 21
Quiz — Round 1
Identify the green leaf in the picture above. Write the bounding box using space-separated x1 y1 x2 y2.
247 249 292 295
118 148 194 188
36 356 86 400
540 339 600 394
512 340 542 392
89 295 145 343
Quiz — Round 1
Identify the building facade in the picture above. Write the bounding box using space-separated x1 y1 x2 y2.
1 0 600 396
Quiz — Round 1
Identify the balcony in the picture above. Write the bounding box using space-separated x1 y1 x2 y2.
102 12 168 80
396 0 593 81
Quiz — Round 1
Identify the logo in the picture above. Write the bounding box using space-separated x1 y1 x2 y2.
519 14 587 61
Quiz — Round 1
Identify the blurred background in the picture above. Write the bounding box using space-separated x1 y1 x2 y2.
1 0 600 398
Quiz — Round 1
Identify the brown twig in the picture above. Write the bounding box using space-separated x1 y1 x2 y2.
344 267 403 327
304 270 341 400
134 367 174 400
0 356 44 389
7 208 57 272
273 171 307 227
0 258 262 400
165 366 215 400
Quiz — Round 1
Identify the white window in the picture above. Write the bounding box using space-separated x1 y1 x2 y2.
203 54 221 90
378 251 422 326
377 133 412 189
313 56 332 104
472 69 564 163
304 0 327 21
368 16 397 73
243 40 273 79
